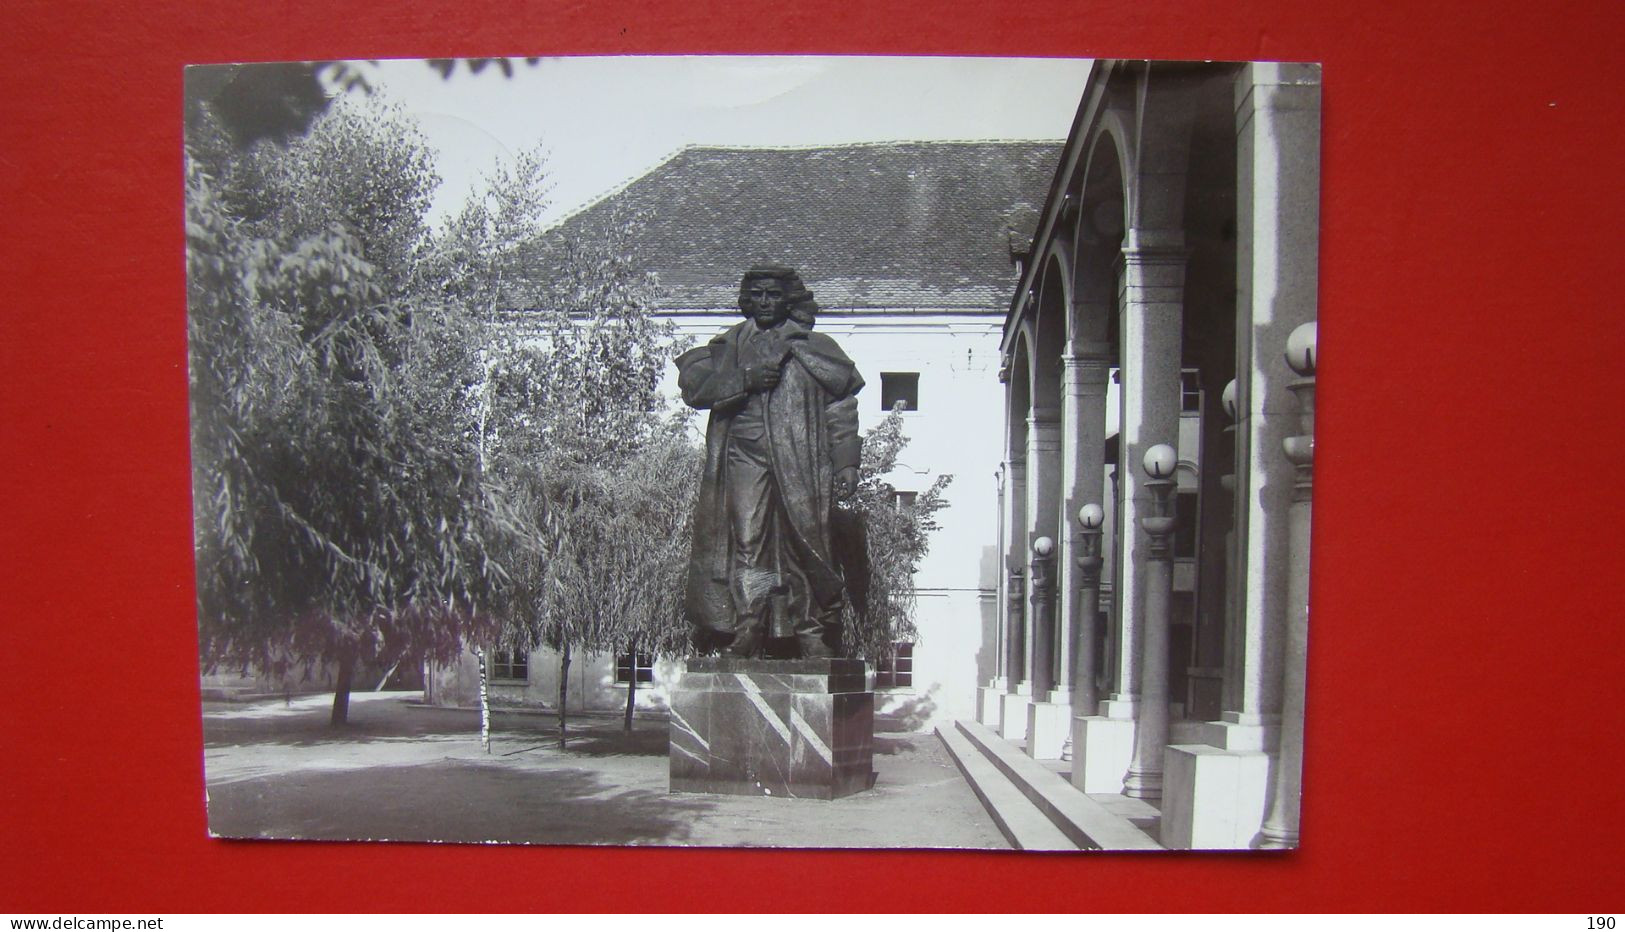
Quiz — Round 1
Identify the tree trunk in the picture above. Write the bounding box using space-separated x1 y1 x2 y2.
623 645 637 733
476 647 491 754
330 654 355 725
557 642 570 750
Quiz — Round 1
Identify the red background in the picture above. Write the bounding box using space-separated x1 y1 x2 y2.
4 0 1622 913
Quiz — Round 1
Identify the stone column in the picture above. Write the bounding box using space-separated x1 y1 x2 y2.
1061 504 1105 764
1024 537 1063 756
997 360 1030 738
1023 406 1061 696
1073 506 1106 713
1052 378 1077 702
1056 332 1110 765
1125 446 1177 799
1261 323 1314 848
979 465 1009 725
1005 566 1026 686
1161 61 1320 850
1111 235 1186 705
1072 239 1183 793
999 565 1030 740
1059 340 1112 704
1218 61 1319 750
1003 449 1027 696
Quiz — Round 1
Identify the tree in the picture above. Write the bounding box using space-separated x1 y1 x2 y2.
424 145 552 322
838 405 953 666
184 59 541 149
456 168 687 743
583 418 702 731
186 96 515 724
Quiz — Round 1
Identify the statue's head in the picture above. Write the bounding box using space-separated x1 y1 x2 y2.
738 264 817 328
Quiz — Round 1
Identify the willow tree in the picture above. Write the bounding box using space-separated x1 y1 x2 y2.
465 192 684 744
186 97 514 724
837 406 953 666
588 420 702 731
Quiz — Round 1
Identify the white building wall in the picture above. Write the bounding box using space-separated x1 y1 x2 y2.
837 313 1004 726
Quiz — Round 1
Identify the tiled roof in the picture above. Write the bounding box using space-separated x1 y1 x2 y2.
516 141 1060 312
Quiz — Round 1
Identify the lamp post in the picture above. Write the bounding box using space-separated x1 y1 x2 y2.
1073 504 1105 715
1006 565 1026 694
1262 322 1315 848
1124 443 1177 799
1060 505 1105 763
1029 537 1057 700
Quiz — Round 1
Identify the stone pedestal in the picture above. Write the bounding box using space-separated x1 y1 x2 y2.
978 682 1007 726
669 657 873 800
999 689 1032 742
1162 744 1273 849
1026 701 1071 759
1071 709 1137 793
1201 713 1280 753
1157 714 1277 846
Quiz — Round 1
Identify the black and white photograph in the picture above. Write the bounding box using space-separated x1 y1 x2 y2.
186 55 1320 851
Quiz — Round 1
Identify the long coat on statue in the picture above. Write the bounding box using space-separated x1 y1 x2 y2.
676 318 864 647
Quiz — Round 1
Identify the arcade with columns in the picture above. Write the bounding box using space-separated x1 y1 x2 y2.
977 60 1320 848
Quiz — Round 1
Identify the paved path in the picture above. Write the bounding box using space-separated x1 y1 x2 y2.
203 692 1008 849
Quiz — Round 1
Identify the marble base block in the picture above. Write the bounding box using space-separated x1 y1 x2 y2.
1071 714 1136 793
977 686 1005 726
1161 744 1273 849
669 657 874 800
999 693 1032 742
1026 701 1071 759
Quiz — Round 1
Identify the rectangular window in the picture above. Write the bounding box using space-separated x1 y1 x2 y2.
874 642 914 690
879 372 920 412
1181 369 1202 413
491 649 528 681
615 652 654 685
892 490 918 511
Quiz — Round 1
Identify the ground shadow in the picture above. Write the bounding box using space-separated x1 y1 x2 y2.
871 735 920 756
207 760 717 846
203 707 476 749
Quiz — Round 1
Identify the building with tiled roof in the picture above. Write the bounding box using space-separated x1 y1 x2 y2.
516 140 1058 313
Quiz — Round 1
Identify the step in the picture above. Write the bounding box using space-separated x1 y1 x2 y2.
935 725 1078 851
956 720 1163 851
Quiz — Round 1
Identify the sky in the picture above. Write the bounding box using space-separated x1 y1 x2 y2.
363 56 1093 227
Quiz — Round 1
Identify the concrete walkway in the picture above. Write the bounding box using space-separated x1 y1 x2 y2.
202 691 1008 849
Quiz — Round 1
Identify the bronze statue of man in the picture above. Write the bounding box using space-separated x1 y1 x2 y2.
676 264 864 659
